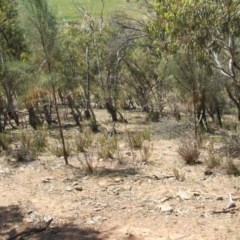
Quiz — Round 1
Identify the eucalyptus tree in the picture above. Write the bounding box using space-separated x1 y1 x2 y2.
67 5 130 123
23 0 68 164
151 0 240 122
55 5 105 131
112 7 170 121
0 0 27 130
123 41 168 121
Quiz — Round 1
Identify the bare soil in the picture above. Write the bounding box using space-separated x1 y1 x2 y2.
1 110 240 240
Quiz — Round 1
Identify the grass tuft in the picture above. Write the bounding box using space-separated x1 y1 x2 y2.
178 138 200 165
127 130 150 149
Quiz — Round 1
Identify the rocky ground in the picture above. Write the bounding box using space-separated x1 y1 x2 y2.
0 111 240 240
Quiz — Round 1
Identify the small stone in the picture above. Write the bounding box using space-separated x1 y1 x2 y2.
204 168 213 175
158 203 173 213
65 186 73 192
98 179 108 187
177 191 192 200
26 218 34 223
216 196 224 201
193 192 201 197
72 182 79 186
44 215 53 223
75 186 83 191
27 209 34 214
114 177 123 182
42 176 54 183
160 196 173 203
123 185 132 191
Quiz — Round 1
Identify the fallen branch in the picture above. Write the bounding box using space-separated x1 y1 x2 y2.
211 207 240 214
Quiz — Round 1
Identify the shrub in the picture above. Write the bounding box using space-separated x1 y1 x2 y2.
78 153 95 175
75 131 93 152
20 131 33 149
33 130 48 152
127 130 150 149
97 135 119 160
205 143 222 169
50 140 71 158
13 146 36 162
173 167 185 181
0 133 11 151
225 159 240 176
140 144 151 163
178 139 200 165
223 135 240 158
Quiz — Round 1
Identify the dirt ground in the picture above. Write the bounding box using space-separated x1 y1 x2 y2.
1 110 240 240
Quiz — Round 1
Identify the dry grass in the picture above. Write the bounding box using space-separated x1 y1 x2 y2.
172 167 185 181
127 129 150 149
225 158 240 176
78 153 95 175
177 138 201 165
75 130 93 152
2 110 240 240
13 146 36 162
0 133 11 151
205 142 222 169
140 144 152 163
97 135 119 161
222 135 240 158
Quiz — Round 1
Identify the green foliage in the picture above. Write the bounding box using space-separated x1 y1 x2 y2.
23 0 58 63
152 0 240 54
0 0 27 59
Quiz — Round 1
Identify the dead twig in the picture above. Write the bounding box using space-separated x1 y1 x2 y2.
211 206 240 214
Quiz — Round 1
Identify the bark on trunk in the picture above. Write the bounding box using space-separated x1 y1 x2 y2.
105 100 118 122
67 95 82 126
28 106 42 130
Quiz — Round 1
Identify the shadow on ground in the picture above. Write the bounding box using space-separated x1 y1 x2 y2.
97 167 139 177
0 205 24 227
0 205 106 240
35 224 104 240
0 205 24 238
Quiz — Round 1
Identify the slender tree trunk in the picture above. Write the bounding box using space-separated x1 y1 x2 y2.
67 95 81 126
52 85 68 164
225 85 240 121
2 83 19 127
196 89 208 131
43 104 52 126
85 46 91 119
106 99 118 122
28 106 42 130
